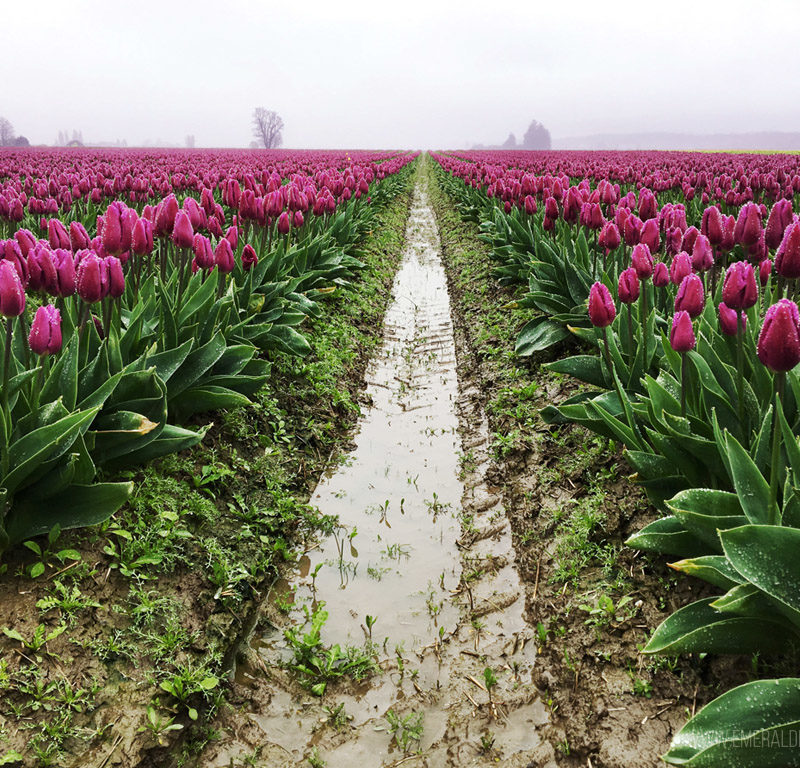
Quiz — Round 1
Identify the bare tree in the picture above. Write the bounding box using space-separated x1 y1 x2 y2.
0 117 16 147
522 119 552 150
251 107 284 149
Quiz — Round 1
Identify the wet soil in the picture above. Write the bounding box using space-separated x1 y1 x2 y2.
427 159 754 767
0 182 416 767
194 170 557 768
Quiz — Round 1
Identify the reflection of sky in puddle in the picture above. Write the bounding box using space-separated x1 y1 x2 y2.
264 190 463 653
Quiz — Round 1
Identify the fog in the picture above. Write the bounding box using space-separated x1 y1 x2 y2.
1 0 798 149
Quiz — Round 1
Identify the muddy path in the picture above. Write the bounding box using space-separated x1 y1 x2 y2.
426 158 757 768
193 169 555 767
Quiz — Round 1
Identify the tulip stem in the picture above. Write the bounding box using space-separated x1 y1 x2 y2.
626 306 634 359
2 319 13 422
680 352 687 418
736 318 745 439
769 371 786 524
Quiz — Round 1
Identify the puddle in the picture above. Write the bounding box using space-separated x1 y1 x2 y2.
204 173 555 768
271 190 465 652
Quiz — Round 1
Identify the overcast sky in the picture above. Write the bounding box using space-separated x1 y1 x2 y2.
1 0 798 149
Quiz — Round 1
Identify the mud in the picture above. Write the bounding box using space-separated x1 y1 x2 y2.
427 159 755 768
196 171 555 767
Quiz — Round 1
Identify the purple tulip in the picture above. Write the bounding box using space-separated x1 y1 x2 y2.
192 234 215 270
104 256 125 298
669 251 693 286
691 234 714 272
53 249 77 297
28 304 62 356
765 199 794 251
734 202 763 247
214 238 235 273
670 311 696 352
241 244 258 271
631 243 654 280
172 210 194 250
775 222 800 279
618 267 640 303
0 260 26 317
757 299 800 372
674 274 704 319
718 302 745 337
653 261 669 288
722 261 758 310
76 252 107 303
588 282 616 327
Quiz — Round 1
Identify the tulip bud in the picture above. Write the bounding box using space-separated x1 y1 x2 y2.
131 218 154 255
682 226 700 255
670 251 693 286
1 239 28 285
53 249 77 297
775 222 800 279
759 259 773 286
76 252 107 303
623 215 642 246
691 235 714 272
670 310 696 352
241 244 258 271
172 211 194 250
225 226 239 251
154 194 179 237
14 229 37 258
721 215 736 252
101 201 133 256
674 274 704 318
665 226 684 257
0 260 26 316
69 221 91 251
721 261 758 310
28 304 62 355
618 267 640 303
524 195 537 215
718 302 745 337
638 189 657 221
765 199 794 251
757 299 800 372
702 206 724 246
47 219 70 250
214 238 235 273
28 244 58 294
104 256 125 298
192 234 215 270
277 212 291 235
631 243 654 280
598 222 620 252
588 281 616 327
653 261 669 288
734 202 763 247
639 219 660 252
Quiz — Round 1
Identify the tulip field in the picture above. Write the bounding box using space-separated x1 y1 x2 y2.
2 144 800 766
0 147 419 764
433 149 800 765
0 148 414 553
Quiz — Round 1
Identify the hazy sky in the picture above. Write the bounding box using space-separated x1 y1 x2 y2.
2 0 798 149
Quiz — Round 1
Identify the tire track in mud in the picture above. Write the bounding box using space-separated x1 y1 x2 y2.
193 169 555 768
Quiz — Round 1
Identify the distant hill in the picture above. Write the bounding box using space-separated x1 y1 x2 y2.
552 132 800 151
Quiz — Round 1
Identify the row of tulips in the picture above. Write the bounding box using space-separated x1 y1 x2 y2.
0 148 416 559
433 150 800 766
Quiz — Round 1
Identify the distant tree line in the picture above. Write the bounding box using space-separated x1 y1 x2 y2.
0 116 29 147
475 118 552 151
